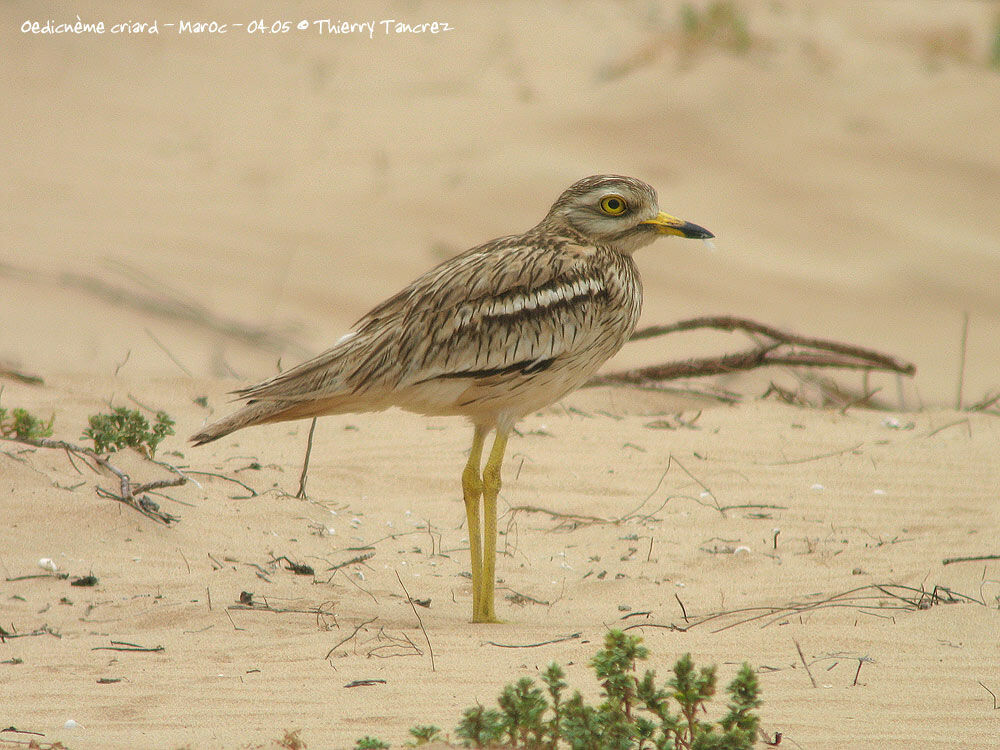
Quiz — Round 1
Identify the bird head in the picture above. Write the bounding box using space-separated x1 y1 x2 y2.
542 174 713 254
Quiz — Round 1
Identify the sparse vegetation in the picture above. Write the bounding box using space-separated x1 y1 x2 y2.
407 725 444 746
0 405 54 441
83 406 175 456
366 630 761 749
354 737 390 750
680 2 752 55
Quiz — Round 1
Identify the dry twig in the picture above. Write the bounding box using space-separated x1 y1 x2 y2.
942 553 1000 566
0 363 43 385
794 639 818 688
92 640 164 653
296 418 318 498
0 624 61 642
0 435 185 524
485 632 582 649
325 617 379 659
396 570 435 672
587 316 915 395
622 583 982 635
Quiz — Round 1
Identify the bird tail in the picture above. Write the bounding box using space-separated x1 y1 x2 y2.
190 401 281 445
189 394 366 446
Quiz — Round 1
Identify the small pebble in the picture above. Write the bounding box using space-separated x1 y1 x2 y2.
38 558 58 572
810 483 825 491
63 719 81 729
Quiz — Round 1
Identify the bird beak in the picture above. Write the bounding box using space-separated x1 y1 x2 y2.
640 211 714 239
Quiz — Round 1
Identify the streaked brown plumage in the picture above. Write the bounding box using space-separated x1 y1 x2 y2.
191 174 712 622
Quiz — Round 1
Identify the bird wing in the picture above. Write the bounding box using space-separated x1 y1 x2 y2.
385 240 616 388
235 236 607 403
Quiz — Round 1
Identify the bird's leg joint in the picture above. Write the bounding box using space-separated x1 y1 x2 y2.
482 462 502 497
462 463 483 499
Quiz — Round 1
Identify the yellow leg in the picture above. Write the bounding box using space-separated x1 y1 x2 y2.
478 430 509 623
462 425 488 622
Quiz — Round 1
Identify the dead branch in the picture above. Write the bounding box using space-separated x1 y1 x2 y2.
942 553 1000 566
0 624 61 642
296 417 318 499
588 315 915 390
508 504 614 528
323 552 375 579
182 469 257 498
793 639 818 688
396 570 435 672
967 391 1000 413
325 616 379 659
228 600 336 616
0 435 184 524
485 632 582 649
621 582 982 635
0 363 43 385
91 640 164 653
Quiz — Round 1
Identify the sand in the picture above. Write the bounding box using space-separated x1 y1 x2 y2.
2 1 999 748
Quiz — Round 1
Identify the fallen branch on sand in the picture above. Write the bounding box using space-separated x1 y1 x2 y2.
621 583 982 634
0 624 61 642
587 316 916 400
0 435 185 524
0 363 44 385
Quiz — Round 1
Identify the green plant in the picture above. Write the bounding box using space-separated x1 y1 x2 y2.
354 737 389 750
407 725 443 746
680 2 752 54
83 406 174 456
456 630 761 749
456 704 504 748
0 406 54 441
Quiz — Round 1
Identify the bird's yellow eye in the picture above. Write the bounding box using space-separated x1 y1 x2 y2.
599 195 627 216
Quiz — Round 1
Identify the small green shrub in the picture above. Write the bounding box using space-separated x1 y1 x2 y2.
680 1 752 54
406 725 443 746
0 406 54 441
83 407 174 456
455 704 504 748
359 631 762 748
457 630 760 750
